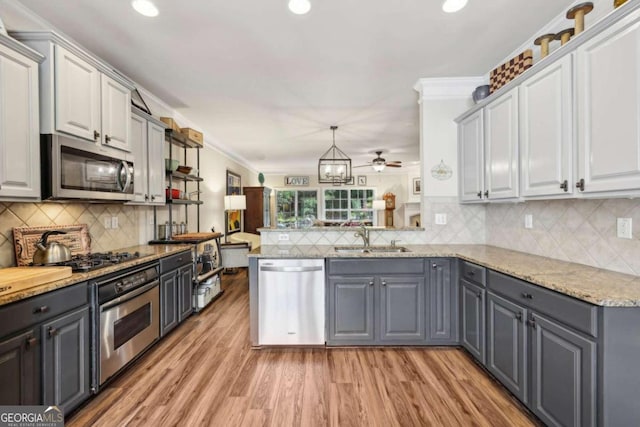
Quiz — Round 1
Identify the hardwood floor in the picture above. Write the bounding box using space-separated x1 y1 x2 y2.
68 270 539 427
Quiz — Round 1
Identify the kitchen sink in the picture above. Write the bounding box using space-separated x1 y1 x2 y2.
334 246 410 253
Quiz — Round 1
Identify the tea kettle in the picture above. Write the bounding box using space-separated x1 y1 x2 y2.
33 231 72 265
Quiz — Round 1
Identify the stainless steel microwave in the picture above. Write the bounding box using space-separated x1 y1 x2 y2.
41 134 135 201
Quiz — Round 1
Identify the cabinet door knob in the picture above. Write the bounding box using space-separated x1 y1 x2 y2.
484 190 489 198
432 263 437 269
477 291 482 298
521 292 533 299
48 327 58 338
560 180 568 192
477 191 482 199
144 194 149 201
369 281 374 286
467 271 475 276
33 305 49 314
93 130 100 141
527 317 537 329
25 336 37 349
516 312 523 322
105 135 111 143
381 280 387 286
151 195 156 201
576 178 585 191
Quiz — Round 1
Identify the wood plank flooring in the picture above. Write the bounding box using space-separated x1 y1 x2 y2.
68 270 540 427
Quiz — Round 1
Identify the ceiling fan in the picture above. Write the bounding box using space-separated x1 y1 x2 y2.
355 151 402 172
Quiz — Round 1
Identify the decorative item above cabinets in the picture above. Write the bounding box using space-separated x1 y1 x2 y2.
456 3 640 203
10 31 135 154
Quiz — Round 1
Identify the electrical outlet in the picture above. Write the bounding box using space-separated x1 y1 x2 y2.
617 218 632 239
111 216 119 229
103 217 111 229
278 233 290 241
435 213 447 225
524 214 533 229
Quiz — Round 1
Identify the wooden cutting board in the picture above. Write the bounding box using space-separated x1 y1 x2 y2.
0 267 73 295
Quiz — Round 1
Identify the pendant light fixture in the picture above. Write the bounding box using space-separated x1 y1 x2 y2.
318 126 352 184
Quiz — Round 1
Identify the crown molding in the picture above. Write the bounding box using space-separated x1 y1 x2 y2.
413 77 485 101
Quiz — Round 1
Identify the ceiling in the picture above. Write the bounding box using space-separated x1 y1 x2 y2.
2 0 575 174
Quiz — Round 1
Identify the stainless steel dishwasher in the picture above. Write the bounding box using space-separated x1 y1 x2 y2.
258 259 325 345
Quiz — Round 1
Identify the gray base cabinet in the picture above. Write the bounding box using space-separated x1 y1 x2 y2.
379 276 426 342
530 313 595 427
487 291 527 403
41 306 90 413
0 329 39 405
327 258 428 345
427 258 456 343
178 265 194 322
159 250 194 336
328 276 374 342
460 279 485 363
160 271 179 336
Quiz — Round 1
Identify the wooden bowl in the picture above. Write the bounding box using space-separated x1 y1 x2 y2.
177 165 192 174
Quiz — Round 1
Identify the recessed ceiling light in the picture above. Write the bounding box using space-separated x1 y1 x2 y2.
288 0 311 15
442 0 468 13
132 0 159 17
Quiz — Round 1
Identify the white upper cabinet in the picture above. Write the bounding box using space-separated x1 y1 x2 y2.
576 10 640 195
520 55 573 198
54 45 100 142
147 121 166 204
130 113 148 203
0 40 42 201
12 32 134 152
484 88 519 200
459 109 485 202
101 75 131 152
128 110 166 205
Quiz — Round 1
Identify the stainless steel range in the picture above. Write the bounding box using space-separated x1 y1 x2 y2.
63 251 143 272
94 261 160 386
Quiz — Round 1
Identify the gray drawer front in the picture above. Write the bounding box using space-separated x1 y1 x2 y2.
460 261 486 287
160 250 192 273
488 270 597 337
0 282 88 337
328 258 424 276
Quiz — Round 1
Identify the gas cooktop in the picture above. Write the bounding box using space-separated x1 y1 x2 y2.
61 251 142 273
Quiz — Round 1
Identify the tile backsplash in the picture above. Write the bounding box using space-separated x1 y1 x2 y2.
0 202 141 268
486 199 640 276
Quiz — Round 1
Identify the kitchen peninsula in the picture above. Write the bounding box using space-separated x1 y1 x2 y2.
249 243 640 426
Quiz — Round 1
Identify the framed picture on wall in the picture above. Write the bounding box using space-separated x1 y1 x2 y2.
413 177 421 195
226 170 242 234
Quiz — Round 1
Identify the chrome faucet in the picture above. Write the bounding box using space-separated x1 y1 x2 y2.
354 225 370 248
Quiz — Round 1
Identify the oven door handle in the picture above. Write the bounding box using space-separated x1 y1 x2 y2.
100 281 159 311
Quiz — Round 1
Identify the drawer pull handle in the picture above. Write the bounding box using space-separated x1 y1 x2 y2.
48 327 58 338
516 312 522 322
25 336 37 349
521 293 533 299
467 271 475 276
34 306 49 314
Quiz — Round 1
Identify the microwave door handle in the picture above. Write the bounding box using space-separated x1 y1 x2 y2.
121 161 133 193
116 161 125 191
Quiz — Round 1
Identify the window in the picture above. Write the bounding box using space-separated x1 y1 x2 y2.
276 190 318 227
324 188 375 223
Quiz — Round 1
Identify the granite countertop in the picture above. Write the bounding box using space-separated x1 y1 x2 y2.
250 244 640 307
0 244 192 307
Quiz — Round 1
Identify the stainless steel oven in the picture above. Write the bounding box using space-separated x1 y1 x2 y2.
96 263 159 385
41 133 134 201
